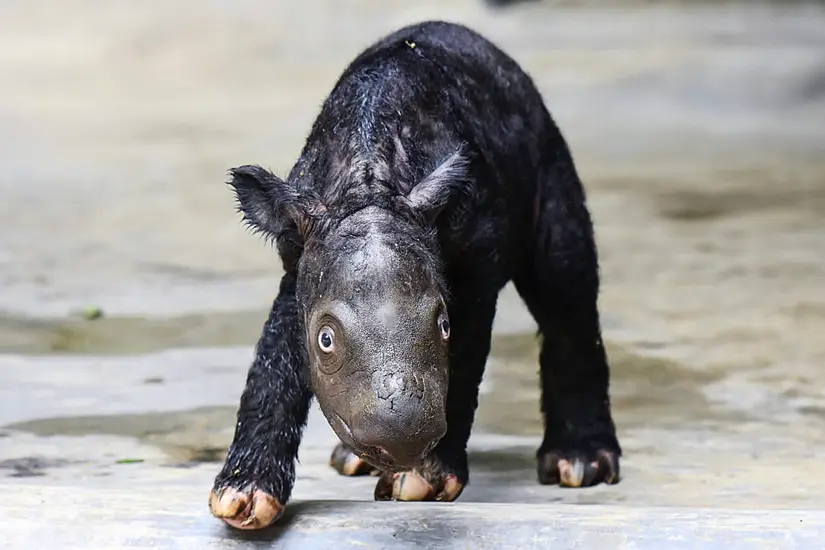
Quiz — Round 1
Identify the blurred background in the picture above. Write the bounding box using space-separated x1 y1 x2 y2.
1 0 824 528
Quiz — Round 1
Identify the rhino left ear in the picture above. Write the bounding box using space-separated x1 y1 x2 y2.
405 149 470 221
228 165 312 239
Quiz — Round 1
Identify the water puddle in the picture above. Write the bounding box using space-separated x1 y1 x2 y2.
477 332 741 438
0 310 267 355
4 406 236 465
649 163 825 223
0 457 79 478
654 185 825 223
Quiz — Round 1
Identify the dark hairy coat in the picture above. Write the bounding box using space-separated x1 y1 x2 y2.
211 20 621 523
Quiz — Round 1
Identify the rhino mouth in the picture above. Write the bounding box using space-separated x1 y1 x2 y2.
327 411 428 471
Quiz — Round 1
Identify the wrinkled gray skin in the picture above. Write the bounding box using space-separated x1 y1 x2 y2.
296 206 451 471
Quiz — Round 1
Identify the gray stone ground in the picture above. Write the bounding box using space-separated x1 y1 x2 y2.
2 0 825 548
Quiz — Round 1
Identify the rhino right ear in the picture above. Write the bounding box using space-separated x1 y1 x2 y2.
404 148 470 222
227 165 309 239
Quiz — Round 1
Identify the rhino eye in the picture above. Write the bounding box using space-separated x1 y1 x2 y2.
438 313 450 340
318 326 336 353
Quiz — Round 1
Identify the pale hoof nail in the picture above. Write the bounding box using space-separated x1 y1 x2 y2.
341 453 367 476
209 488 283 530
558 459 585 487
393 471 434 501
437 474 465 502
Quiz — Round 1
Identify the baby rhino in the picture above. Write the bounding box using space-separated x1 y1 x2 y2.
209 20 621 529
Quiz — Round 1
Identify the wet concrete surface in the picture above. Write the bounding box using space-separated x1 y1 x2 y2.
2 0 825 547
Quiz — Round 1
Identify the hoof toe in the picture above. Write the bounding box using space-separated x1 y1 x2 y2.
329 442 380 477
209 486 283 530
374 470 465 502
538 449 620 488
